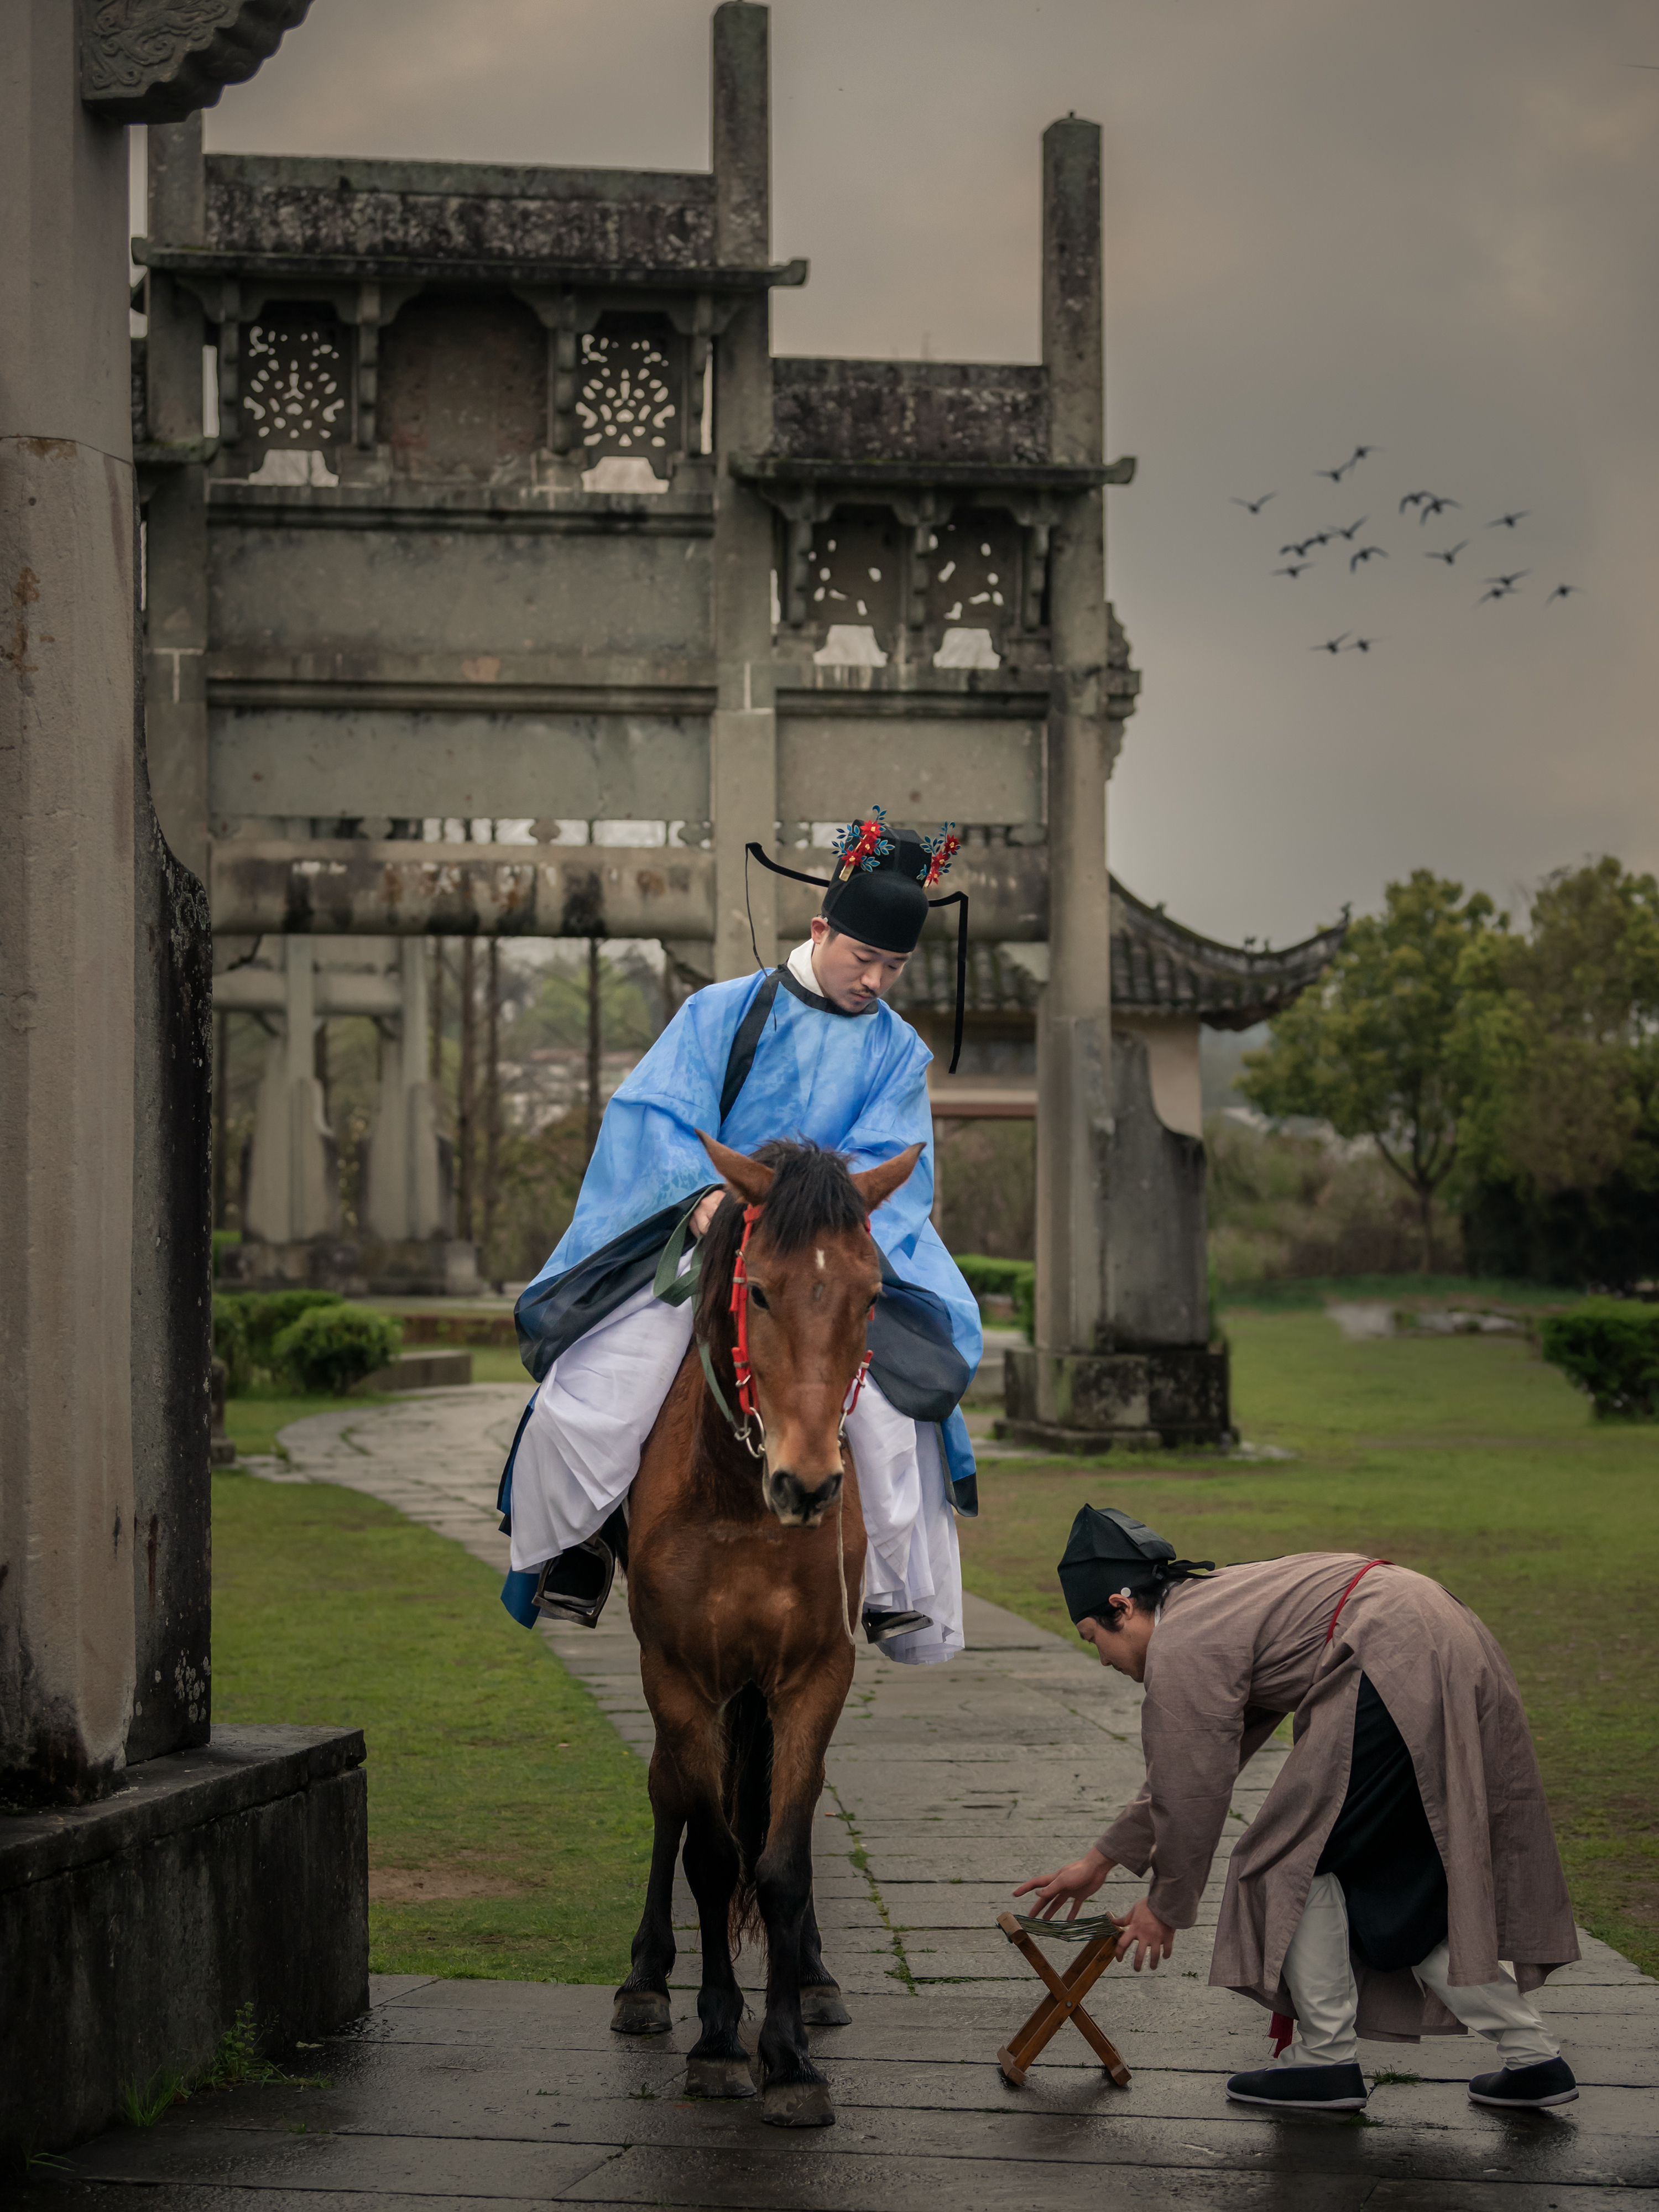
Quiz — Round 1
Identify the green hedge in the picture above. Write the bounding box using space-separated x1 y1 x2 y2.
273 1305 403 1396
1538 1298 1659 1421
952 1254 1035 1342
212 1290 347 1395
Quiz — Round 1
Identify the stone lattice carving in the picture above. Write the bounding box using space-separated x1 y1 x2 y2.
575 328 682 477
805 516 902 645
241 306 348 450
925 515 1020 644
81 0 314 124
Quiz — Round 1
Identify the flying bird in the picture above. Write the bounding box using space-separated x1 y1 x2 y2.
1418 495 1460 522
1547 583 1582 602
1280 537 1319 558
1231 493 1276 514
1312 634 1350 654
1426 541 1469 565
1349 544 1387 572
1488 510 1531 529
1486 571 1530 590
1348 445 1381 465
1478 585 1517 604
1400 490 1430 513
1316 461 1350 483
1345 637 1378 653
1274 562 1311 578
1330 516 1368 541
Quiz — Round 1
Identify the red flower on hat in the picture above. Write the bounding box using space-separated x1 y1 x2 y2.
919 827 960 890
834 810 893 878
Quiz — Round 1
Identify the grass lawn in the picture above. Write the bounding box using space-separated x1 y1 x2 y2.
211 1471 651 1981
961 1309 1659 1978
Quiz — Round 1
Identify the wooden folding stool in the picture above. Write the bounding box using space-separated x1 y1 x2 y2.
994 1911 1131 2088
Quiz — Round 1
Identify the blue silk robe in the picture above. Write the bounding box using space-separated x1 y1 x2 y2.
528 964 982 1483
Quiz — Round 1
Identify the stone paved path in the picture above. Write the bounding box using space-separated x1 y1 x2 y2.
38 1387 1659 2209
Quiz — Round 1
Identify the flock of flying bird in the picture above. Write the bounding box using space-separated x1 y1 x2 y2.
1230 446 1581 657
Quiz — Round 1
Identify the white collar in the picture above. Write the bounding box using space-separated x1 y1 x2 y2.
786 939 821 993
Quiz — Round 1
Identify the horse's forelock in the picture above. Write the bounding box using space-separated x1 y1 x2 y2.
694 1141 865 1332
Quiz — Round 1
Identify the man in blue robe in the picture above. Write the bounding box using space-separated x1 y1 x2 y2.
496 816 981 1666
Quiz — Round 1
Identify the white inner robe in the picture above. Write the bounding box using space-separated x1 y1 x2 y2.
507 1276 963 1666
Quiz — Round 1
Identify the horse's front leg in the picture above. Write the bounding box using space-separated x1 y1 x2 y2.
639 1661 752 2098
612 1742 682 2036
800 1888 851 2027
753 1672 852 2127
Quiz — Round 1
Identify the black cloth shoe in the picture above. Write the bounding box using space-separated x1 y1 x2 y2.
533 1537 615 1629
1225 2062 1369 2113
862 1606 933 1645
1467 2057 1577 2109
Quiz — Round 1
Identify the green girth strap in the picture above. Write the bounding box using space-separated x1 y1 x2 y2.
652 1187 717 1306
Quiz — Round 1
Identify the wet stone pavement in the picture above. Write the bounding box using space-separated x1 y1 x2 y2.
27 1387 1659 2209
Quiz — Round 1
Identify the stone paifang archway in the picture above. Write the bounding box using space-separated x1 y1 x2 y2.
135 4 1341 1444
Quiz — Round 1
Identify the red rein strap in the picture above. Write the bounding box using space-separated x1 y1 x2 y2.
726 1204 875 1434
1269 1558 1391 2057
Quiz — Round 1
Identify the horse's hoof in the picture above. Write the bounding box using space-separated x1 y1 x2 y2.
760 2080 836 2128
685 2056 757 2100
611 1990 672 2036
800 1985 852 2027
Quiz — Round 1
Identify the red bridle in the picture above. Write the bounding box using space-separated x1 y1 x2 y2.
726 1201 874 1453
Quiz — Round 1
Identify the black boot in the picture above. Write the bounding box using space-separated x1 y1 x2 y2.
1225 2061 1369 2112
533 1536 615 1629
1467 2057 1577 2109
862 1606 933 1645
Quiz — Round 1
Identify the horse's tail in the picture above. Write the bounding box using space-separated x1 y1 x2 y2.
723 1681 771 1957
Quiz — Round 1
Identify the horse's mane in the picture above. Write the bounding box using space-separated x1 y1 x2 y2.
694 1140 866 1339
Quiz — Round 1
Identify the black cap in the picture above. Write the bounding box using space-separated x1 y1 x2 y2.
822 830 932 956
1057 1503 1212 1626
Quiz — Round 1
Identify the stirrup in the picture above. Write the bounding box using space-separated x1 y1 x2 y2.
862 1606 933 1645
533 1536 615 1630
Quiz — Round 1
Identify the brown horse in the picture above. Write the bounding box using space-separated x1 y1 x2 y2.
610 1131 922 2127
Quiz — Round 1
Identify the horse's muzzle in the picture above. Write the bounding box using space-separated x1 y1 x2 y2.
764 1465 843 1528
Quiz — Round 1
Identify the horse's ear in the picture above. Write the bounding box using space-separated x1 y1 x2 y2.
849 1141 925 1216
696 1130 776 1208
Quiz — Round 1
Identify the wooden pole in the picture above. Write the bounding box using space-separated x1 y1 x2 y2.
585 936 603 1165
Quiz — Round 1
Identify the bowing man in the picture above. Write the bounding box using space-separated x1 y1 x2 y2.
494 812 979 1666
1015 1506 1581 2115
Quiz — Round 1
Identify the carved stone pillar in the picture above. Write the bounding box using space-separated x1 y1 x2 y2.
709 1 777 979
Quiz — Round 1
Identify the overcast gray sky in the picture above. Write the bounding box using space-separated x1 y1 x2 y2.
194 0 1659 948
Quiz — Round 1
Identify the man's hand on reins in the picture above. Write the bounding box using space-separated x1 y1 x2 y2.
690 1190 723 1238
1113 1897 1175 1972
1013 1846 1113 1921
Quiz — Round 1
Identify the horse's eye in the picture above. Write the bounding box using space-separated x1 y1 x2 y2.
749 1284 770 1312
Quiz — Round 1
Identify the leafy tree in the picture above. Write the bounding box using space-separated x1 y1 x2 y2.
1457 859 1659 1285
1458 857 1659 1197
1239 871 1502 1270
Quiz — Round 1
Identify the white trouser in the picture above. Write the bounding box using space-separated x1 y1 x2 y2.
1281 1871 1558 2070
507 1278 963 1665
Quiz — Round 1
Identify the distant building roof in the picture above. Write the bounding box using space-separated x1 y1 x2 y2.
889 878 1345 1031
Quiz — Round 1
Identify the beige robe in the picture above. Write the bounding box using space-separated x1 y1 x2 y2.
1094 1553 1578 2041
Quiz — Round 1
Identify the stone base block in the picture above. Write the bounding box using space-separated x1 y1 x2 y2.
220 1235 481 1298
0 1724 367 2163
999 1343 1232 1449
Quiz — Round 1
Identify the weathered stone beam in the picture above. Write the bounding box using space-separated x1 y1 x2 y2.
209 841 1050 941
212 968 403 1015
